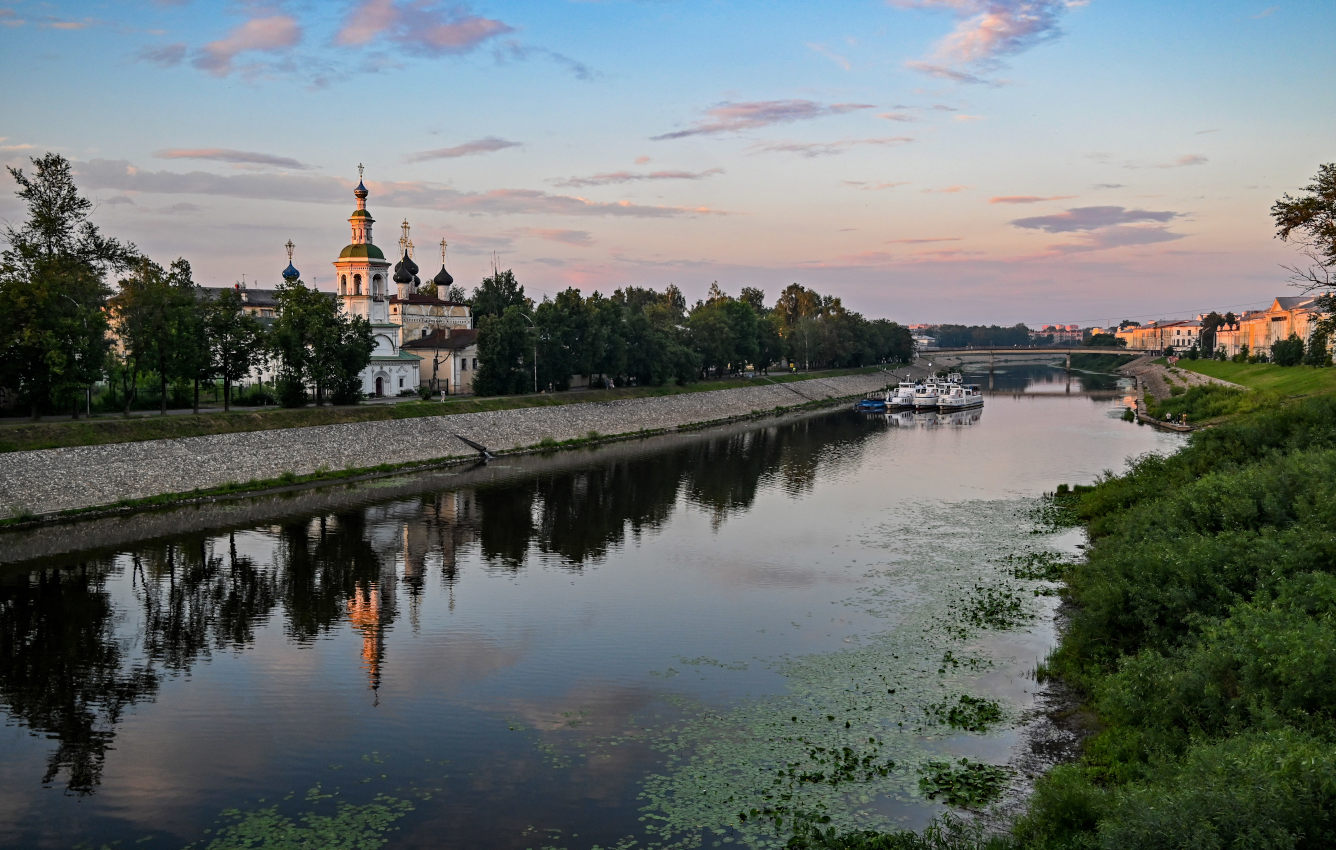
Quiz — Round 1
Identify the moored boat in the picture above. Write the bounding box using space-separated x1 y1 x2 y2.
938 383 984 411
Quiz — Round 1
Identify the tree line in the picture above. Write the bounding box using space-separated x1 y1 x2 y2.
468 275 914 396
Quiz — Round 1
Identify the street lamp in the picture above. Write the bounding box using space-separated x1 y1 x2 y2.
57 292 92 418
517 310 538 394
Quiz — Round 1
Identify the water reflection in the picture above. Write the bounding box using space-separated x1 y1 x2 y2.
0 415 869 796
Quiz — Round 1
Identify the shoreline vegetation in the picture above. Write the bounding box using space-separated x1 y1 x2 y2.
792 362 1336 848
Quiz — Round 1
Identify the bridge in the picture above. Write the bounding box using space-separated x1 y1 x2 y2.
916 346 1143 373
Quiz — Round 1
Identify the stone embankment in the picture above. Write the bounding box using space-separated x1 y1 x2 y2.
0 372 897 518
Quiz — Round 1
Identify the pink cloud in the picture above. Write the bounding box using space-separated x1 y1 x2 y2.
752 137 914 158
923 184 970 193
193 15 301 76
405 137 521 162
155 148 312 169
517 228 594 247
334 0 512 55
652 100 874 140
555 168 724 188
899 1 1070 81
989 194 1076 204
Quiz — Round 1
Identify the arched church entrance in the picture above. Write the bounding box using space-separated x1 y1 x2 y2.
375 376 384 396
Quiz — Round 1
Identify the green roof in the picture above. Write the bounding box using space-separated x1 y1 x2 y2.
350 209 372 218
338 243 385 260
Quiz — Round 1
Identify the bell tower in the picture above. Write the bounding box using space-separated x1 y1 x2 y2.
333 163 392 324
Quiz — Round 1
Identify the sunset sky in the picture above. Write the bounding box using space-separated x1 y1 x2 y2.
2 0 1333 325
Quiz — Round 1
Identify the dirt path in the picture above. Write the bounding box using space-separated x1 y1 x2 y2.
1117 354 1244 402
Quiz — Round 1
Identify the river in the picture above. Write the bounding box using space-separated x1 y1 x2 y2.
0 365 1179 849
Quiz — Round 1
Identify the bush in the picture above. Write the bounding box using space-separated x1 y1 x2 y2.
232 384 276 406
276 378 307 408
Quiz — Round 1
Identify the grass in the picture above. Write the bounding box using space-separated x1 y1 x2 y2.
1178 359 1336 396
0 367 885 454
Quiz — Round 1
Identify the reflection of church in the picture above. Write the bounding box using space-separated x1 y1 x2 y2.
342 493 481 703
333 166 473 397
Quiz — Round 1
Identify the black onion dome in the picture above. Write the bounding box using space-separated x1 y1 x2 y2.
412 274 421 290
403 252 419 276
392 250 413 284
433 264 454 288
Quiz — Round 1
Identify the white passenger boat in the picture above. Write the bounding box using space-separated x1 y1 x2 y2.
887 381 918 408
938 383 984 411
911 382 939 409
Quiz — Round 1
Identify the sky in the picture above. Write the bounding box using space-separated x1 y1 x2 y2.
1 0 1334 326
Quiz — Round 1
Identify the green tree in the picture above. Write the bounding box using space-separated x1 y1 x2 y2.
206 288 265 411
473 305 534 395
109 258 198 414
471 268 527 325
168 260 213 414
1271 332 1305 367
1305 325 1332 366
271 279 372 406
0 153 135 418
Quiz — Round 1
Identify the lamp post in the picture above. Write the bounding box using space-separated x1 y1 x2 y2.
518 310 538 394
58 292 92 418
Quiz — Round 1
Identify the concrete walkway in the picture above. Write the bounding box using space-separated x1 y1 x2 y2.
0 372 894 519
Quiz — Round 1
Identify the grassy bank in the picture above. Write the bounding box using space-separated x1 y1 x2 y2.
1147 360 1336 423
0 368 883 453
795 380 1336 849
1179 358 1336 396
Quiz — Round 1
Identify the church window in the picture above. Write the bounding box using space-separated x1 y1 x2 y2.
373 274 382 297
354 274 362 295
472 357 478 370
340 275 347 294
461 359 468 371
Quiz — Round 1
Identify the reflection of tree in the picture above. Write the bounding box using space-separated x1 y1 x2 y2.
0 562 159 795
134 532 279 671
681 429 785 527
475 485 536 571
534 455 683 566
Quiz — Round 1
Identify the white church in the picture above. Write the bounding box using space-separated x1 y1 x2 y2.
331 168 473 397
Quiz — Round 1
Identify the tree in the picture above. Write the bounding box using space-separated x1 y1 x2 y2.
473 306 533 395
1199 311 1225 355
0 153 135 418
1272 163 1336 291
471 268 527 325
1305 325 1332 367
109 258 198 415
207 287 265 411
1271 333 1305 367
271 279 372 406
167 260 213 414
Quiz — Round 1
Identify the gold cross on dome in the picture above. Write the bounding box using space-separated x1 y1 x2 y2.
285 239 294 262
357 163 364 180
440 238 448 264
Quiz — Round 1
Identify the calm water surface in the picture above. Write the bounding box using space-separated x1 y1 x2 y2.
0 366 1179 849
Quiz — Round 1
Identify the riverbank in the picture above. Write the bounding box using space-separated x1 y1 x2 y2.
0 371 897 520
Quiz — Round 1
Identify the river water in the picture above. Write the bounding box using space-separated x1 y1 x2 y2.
0 365 1179 849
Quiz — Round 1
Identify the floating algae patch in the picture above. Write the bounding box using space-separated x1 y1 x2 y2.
624 498 1071 848
917 759 1010 809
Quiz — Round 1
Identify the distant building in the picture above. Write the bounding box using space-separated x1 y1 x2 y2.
1115 319 1201 351
1214 296 1329 359
403 328 479 396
